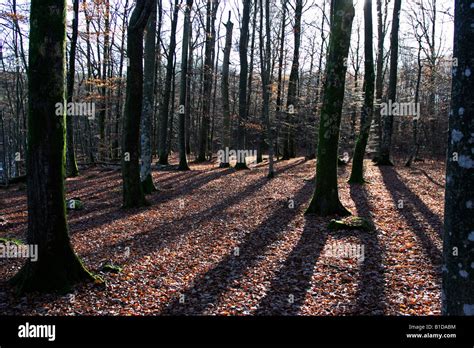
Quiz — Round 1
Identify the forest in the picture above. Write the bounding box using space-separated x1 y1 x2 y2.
0 0 473 320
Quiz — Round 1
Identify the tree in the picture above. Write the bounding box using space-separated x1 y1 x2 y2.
158 0 180 165
377 0 402 166
348 0 375 183
140 0 158 193
220 11 233 168
65 0 80 177
442 0 474 316
178 0 193 171
235 0 251 170
282 0 303 160
306 0 354 217
11 0 96 293
122 0 153 208
259 0 274 177
197 0 219 162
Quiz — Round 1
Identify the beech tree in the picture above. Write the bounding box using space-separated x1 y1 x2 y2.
122 0 153 208
11 0 96 293
65 0 80 178
140 0 158 193
235 0 251 170
348 0 375 184
377 0 402 166
442 0 474 316
306 0 354 217
220 11 233 168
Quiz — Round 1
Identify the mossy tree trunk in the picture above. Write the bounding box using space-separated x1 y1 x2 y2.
377 0 401 166
178 0 193 171
306 0 354 217
235 0 251 170
65 0 80 178
158 0 179 165
140 0 158 193
122 0 153 208
220 11 233 168
11 0 96 294
348 0 375 184
442 0 474 316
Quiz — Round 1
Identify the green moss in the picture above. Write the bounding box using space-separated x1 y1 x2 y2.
100 263 123 274
0 237 24 246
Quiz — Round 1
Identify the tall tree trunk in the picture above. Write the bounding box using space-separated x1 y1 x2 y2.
442 0 474 316
66 0 80 177
275 0 287 160
197 0 219 162
11 0 96 293
220 11 233 168
158 0 179 165
178 0 193 170
306 0 354 217
121 0 153 208
235 0 251 169
98 0 110 159
349 0 375 184
259 0 274 177
283 0 303 160
377 0 402 166
140 0 158 193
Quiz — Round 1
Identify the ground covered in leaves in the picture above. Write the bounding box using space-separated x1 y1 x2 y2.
0 157 445 315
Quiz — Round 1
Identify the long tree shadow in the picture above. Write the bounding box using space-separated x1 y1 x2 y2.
349 183 386 315
81 159 307 265
161 180 313 315
253 215 328 315
379 166 442 267
67 167 235 235
380 166 443 237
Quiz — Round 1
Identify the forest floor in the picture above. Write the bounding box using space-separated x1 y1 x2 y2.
0 156 445 315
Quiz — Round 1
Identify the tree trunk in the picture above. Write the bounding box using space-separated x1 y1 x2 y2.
442 0 474 316
121 0 153 208
220 11 233 168
140 0 158 193
11 0 96 293
178 0 193 170
306 0 354 217
235 0 251 170
65 0 80 177
377 0 402 166
259 0 274 177
348 0 375 184
283 0 303 160
158 0 179 165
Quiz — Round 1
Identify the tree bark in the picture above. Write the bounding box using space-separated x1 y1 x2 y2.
348 0 375 184
442 0 474 316
158 0 179 165
140 0 158 193
11 0 96 293
235 0 251 170
121 0 153 208
306 0 354 217
220 11 233 168
65 0 80 177
377 0 402 166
